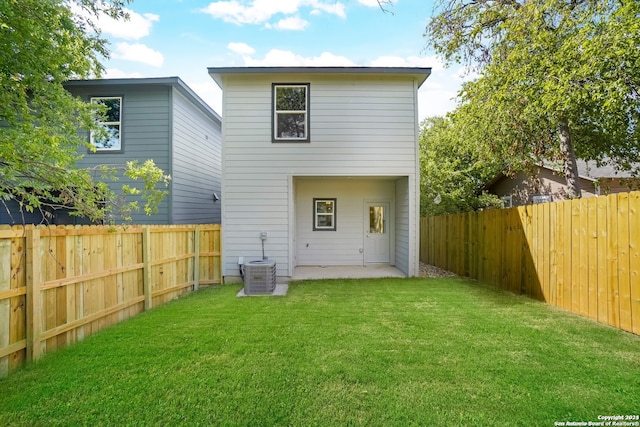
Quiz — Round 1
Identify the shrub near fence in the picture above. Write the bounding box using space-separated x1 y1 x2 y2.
421 191 640 335
0 224 222 377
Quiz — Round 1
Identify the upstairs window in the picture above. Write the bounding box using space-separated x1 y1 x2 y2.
91 97 122 151
273 84 309 142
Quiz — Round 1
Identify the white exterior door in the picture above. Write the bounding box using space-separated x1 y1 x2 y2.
365 202 390 263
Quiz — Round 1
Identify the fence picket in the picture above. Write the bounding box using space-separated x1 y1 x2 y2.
26 228 43 361
142 227 152 311
596 196 609 324
0 224 221 377
0 238 10 377
629 192 640 335
586 198 598 320
548 202 558 305
617 193 632 331
420 191 640 335
570 200 582 314
607 195 620 329
562 201 573 311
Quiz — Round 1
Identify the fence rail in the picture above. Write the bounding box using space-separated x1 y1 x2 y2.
421 191 640 335
0 224 222 377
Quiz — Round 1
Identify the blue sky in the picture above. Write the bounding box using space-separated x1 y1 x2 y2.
93 0 472 119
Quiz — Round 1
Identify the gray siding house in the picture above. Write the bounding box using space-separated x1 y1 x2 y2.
209 66 431 281
63 77 222 224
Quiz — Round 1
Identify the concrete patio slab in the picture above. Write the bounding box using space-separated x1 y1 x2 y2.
291 265 405 281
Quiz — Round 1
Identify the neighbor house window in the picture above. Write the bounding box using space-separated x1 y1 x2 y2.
313 198 336 231
91 97 122 151
500 196 513 208
532 195 553 204
273 84 309 142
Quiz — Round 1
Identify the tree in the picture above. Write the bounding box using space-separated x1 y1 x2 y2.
425 0 640 197
419 116 502 216
0 0 169 224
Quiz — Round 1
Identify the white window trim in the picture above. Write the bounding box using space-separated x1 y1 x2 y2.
90 96 122 151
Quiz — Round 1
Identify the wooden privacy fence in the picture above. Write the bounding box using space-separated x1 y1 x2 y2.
0 224 221 377
421 191 640 335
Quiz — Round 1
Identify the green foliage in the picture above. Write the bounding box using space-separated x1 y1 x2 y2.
420 116 502 216
124 160 171 216
425 0 640 193
0 0 169 224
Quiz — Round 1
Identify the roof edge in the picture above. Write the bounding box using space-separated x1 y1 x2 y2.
207 66 432 89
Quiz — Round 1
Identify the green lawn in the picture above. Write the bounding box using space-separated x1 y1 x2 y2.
1 277 639 426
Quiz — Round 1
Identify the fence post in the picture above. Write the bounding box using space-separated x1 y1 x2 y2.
142 227 152 311
0 237 11 377
26 227 42 361
193 226 200 291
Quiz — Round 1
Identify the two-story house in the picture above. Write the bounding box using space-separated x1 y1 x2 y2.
62 77 222 225
0 76 223 226
208 67 431 281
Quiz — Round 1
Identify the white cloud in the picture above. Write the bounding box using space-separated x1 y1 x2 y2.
417 80 460 119
223 46 464 118
369 55 444 71
112 42 164 67
266 16 309 30
417 64 476 119
98 9 159 40
200 0 345 27
239 48 355 66
357 0 385 7
188 81 223 116
309 1 346 17
307 52 357 66
227 42 256 55
102 68 145 79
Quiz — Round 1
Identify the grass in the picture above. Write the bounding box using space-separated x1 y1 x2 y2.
1 277 639 426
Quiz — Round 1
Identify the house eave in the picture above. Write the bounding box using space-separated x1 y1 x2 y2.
207 66 432 89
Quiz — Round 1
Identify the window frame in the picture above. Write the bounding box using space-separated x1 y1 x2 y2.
313 198 336 231
368 205 386 234
90 96 123 152
272 83 310 143
532 195 553 204
500 195 513 208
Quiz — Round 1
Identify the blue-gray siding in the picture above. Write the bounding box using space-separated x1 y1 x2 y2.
71 84 172 224
171 87 222 224
62 79 221 225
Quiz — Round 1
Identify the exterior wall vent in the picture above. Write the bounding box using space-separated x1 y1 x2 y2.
243 259 276 295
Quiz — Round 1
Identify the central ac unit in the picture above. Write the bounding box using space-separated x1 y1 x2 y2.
243 259 276 295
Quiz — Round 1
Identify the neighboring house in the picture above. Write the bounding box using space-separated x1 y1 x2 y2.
0 77 222 226
208 66 431 281
486 160 640 207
